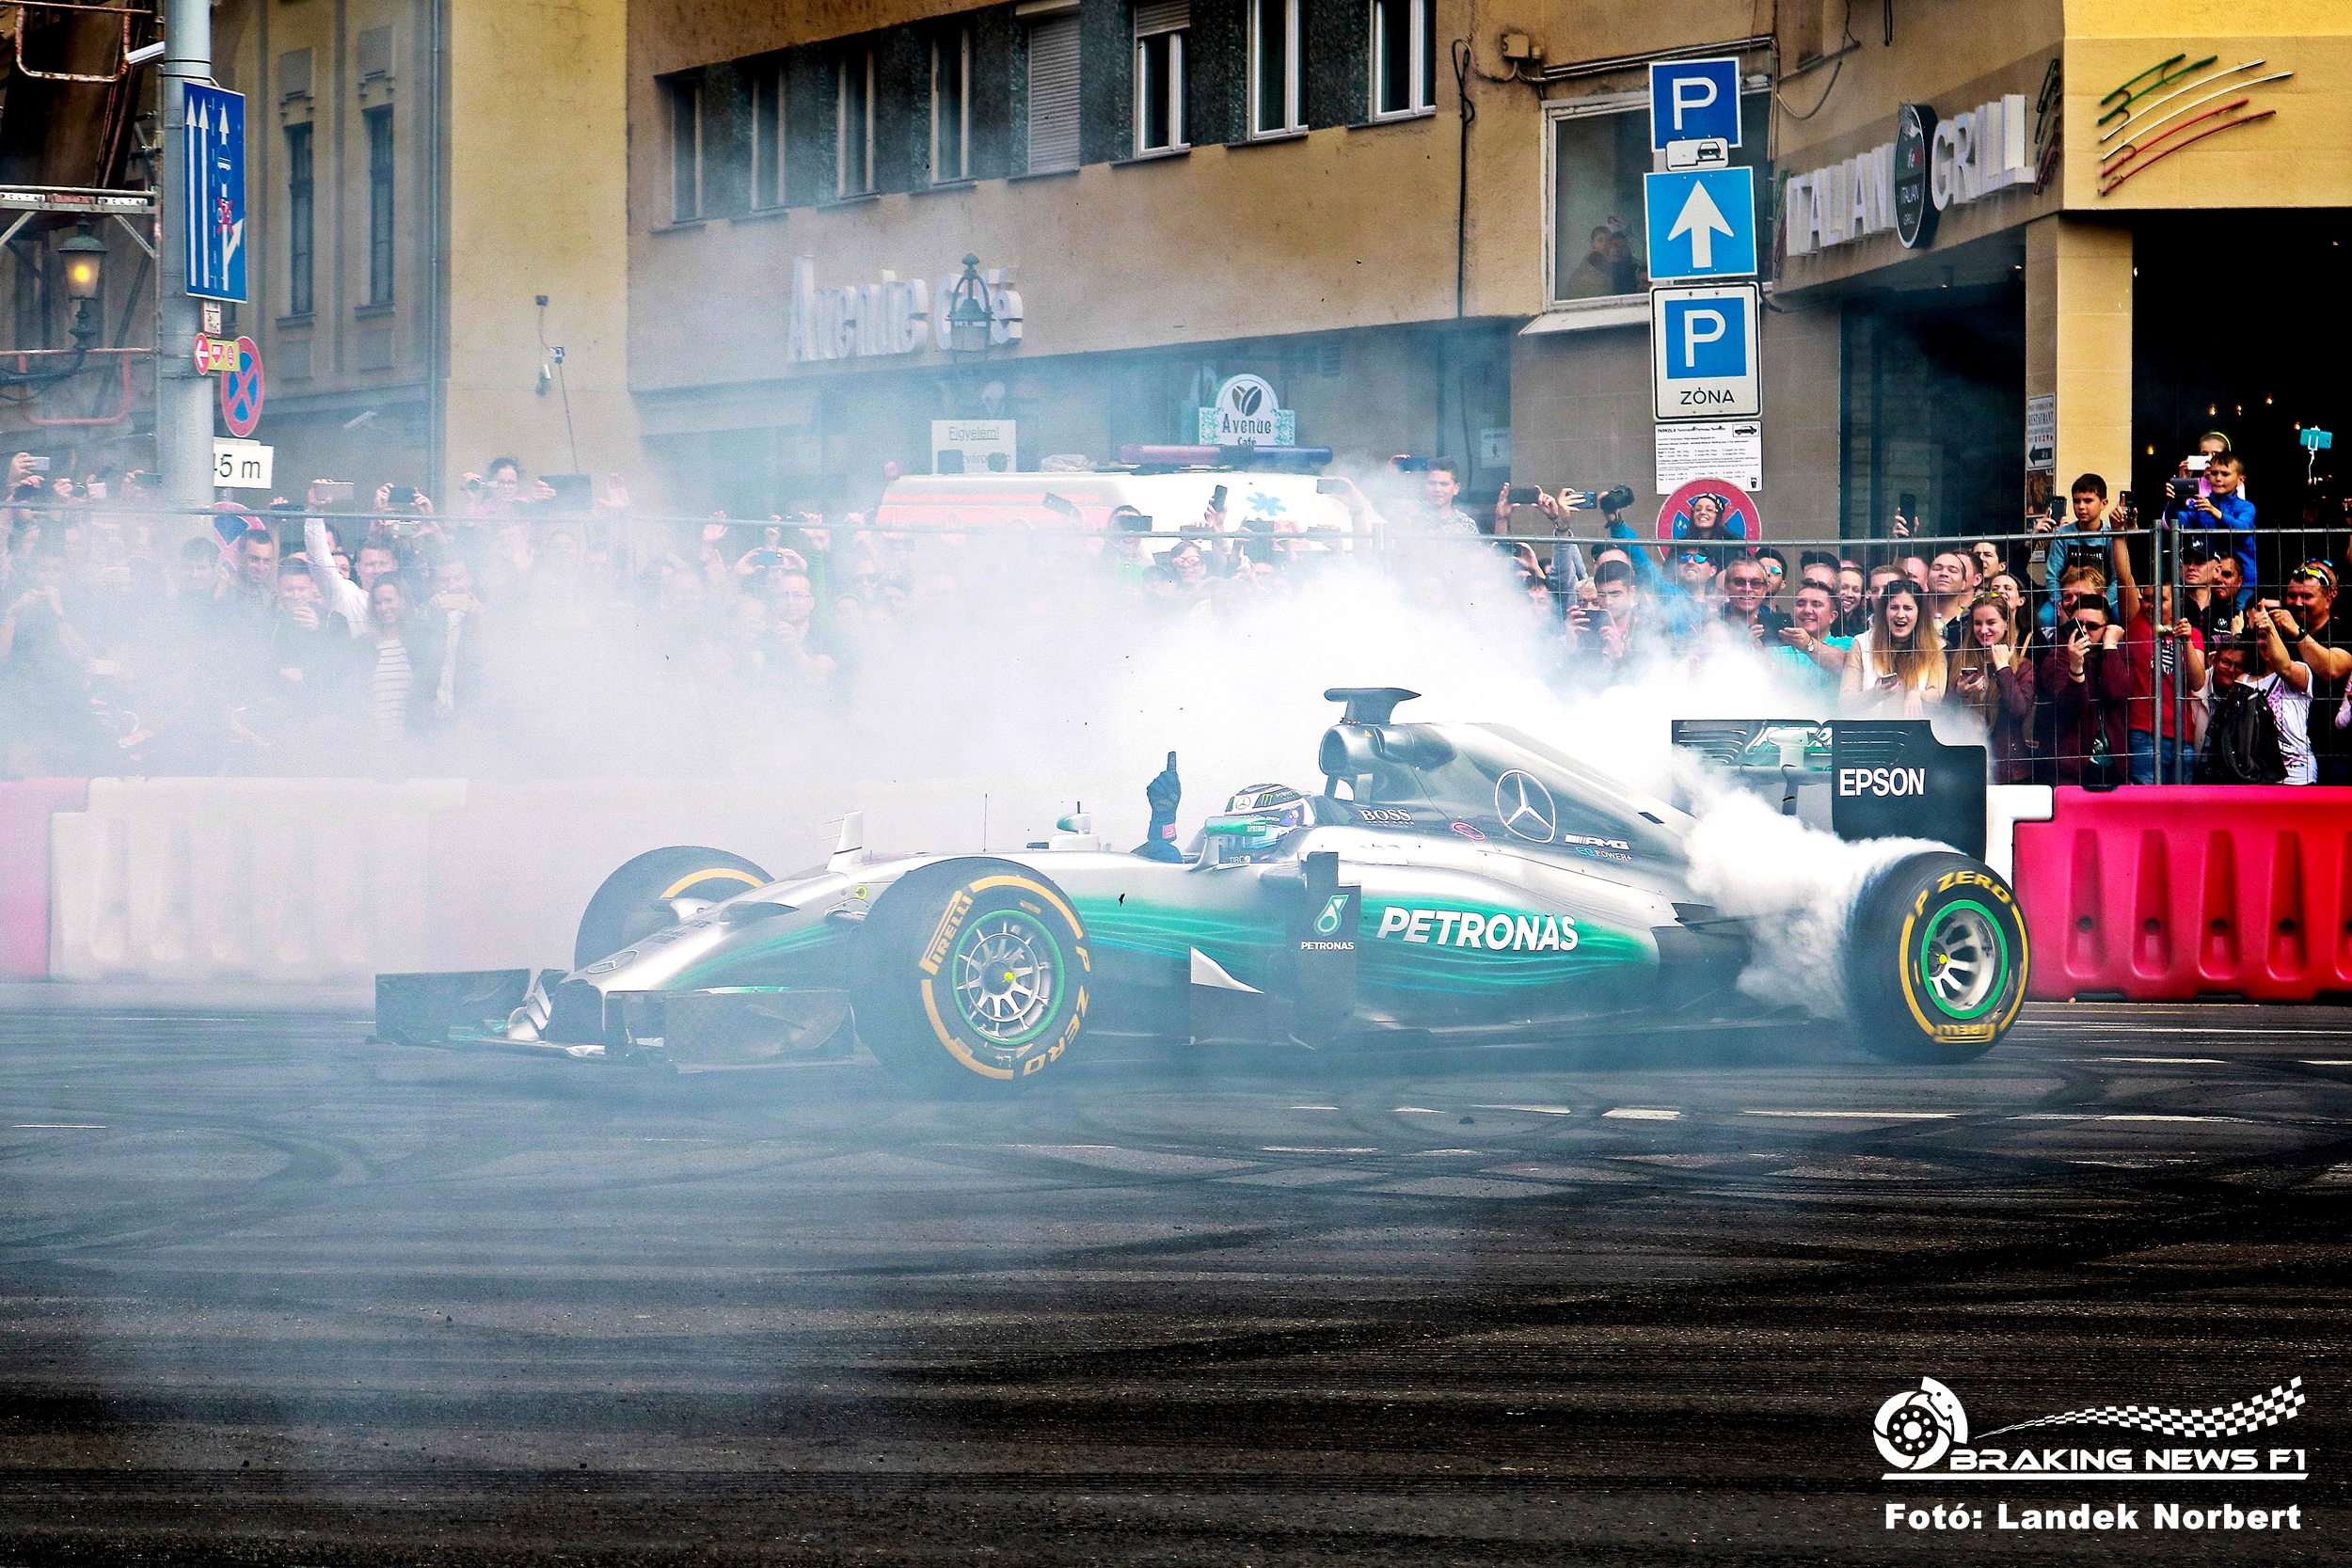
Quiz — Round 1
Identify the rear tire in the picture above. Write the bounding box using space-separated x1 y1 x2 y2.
573 846 771 971
854 859 1090 1090
1844 851 2029 1064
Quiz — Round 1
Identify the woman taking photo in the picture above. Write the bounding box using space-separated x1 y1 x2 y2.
1841 580 1947 715
1945 594 2038 782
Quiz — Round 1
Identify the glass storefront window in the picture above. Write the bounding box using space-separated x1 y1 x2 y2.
1547 90 1769 305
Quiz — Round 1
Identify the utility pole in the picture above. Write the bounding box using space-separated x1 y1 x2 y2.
154 0 213 523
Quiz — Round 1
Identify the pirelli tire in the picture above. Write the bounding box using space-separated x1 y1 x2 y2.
854 859 1090 1090
1844 851 2030 1065
573 846 772 971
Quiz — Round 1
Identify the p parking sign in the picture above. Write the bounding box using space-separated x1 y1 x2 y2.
1650 283 1760 421
1649 57 1741 150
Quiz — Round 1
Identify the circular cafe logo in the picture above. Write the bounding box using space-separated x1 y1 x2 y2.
1873 1377 1969 1470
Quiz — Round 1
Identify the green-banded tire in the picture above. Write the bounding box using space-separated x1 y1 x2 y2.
854 859 1090 1089
1845 851 2030 1065
574 846 771 971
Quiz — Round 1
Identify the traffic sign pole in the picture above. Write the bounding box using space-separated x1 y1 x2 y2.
155 0 218 531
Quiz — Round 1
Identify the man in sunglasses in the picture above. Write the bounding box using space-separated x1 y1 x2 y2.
2271 561 2348 784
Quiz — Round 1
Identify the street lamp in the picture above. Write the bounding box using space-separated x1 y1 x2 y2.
57 220 109 349
0 219 108 388
944 253 993 356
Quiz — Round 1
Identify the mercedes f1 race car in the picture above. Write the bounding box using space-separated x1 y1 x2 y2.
375 689 2030 1083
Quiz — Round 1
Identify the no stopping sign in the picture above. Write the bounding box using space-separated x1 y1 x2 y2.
219 336 264 438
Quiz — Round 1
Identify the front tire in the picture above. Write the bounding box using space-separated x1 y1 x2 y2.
1844 852 2029 1064
574 846 771 971
854 860 1090 1089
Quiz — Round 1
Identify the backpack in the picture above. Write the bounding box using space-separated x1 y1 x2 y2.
2201 680 2289 784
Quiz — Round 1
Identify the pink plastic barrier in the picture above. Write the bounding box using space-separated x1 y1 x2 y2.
0 779 89 980
2014 785 2352 1002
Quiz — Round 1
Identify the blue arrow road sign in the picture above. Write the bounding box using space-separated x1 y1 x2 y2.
183 83 246 302
1649 56 1741 150
1643 167 1756 282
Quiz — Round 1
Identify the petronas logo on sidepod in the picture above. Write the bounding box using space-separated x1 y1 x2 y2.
1315 895 1347 935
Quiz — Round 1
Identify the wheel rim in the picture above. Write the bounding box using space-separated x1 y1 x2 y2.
950 912 1059 1045
1919 901 2005 1019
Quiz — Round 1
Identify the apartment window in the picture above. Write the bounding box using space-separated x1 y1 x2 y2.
667 75 701 219
1371 0 1434 119
837 50 875 196
364 106 394 306
1025 13 1080 172
1546 88 1767 304
932 26 970 182
1248 0 1302 136
750 67 785 209
284 122 314 316
1134 2 1187 153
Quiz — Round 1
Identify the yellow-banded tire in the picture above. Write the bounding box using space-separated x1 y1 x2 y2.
574 846 771 971
1844 851 2030 1065
855 860 1090 1089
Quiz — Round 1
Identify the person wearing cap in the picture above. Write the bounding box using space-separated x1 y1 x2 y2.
2273 560 2348 784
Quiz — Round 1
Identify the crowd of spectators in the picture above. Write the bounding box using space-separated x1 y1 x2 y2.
3 440 2344 788
1523 443 2345 787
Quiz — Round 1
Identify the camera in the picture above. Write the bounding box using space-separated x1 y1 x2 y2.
2164 476 2200 505
1506 484 1542 505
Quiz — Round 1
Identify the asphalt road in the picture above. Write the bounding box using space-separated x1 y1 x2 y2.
1 1001 2347 1565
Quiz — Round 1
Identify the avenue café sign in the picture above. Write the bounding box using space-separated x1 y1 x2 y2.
1784 91 2037 255
785 255 1025 362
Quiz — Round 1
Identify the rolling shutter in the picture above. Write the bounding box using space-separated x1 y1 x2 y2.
1135 1 1190 37
1026 14 1081 172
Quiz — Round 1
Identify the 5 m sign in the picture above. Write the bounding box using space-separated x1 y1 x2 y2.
1650 282 1760 420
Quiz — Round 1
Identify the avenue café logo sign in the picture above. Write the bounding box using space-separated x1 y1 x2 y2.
786 255 1024 362
1873 1375 2311 1536
1196 373 1297 447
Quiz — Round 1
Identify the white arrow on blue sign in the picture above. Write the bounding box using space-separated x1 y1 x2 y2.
183 83 246 303
1649 56 1742 150
1643 167 1756 282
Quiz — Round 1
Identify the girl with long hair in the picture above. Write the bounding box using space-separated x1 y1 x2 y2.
1944 593 2038 782
1840 580 1947 715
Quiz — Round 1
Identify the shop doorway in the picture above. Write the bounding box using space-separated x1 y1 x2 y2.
2135 210 2352 580
1838 283 2026 542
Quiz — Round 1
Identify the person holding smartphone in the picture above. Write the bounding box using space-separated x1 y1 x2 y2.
2167 450 2256 592
2039 592 2133 785
1840 580 1947 717
1944 594 2038 782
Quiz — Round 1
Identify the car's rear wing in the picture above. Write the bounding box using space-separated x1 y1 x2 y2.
1669 720 1988 860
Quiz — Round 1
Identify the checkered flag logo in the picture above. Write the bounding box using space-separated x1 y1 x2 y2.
1979 1377 2305 1441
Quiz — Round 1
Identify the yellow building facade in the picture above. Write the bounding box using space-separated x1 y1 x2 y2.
206 0 641 502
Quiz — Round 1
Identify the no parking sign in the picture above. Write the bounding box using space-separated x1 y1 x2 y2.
219 336 264 438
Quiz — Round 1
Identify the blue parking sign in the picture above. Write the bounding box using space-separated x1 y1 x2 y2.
1662 295 1747 379
1649 57 1741 150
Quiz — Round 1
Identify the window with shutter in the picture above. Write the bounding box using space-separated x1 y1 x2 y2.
1134 1 1188 152
1025 14 1081 172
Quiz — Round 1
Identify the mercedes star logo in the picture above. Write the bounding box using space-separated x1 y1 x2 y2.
1493 770 1557 843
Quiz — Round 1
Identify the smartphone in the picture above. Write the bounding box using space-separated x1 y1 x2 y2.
2185 453 2210 473
1507 484 1542 505
1391 455 1429 473
1897 491 1916 524
749 547 787 567
1313 477 1345 495
1039 492 1081 521
1114 511 1155 533
25 455 50 474
314 481 357 504
1209 484 1228 510
541 472 592 509
385 484 418 507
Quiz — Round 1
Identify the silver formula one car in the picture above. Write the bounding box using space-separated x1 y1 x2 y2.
375 689 2030 1083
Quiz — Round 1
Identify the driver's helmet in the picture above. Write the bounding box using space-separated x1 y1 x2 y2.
1225 783 1310 832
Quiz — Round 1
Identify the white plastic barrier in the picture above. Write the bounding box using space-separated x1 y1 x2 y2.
46 773 1132 983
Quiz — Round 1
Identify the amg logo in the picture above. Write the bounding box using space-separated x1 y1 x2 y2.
1839 765 1929 798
